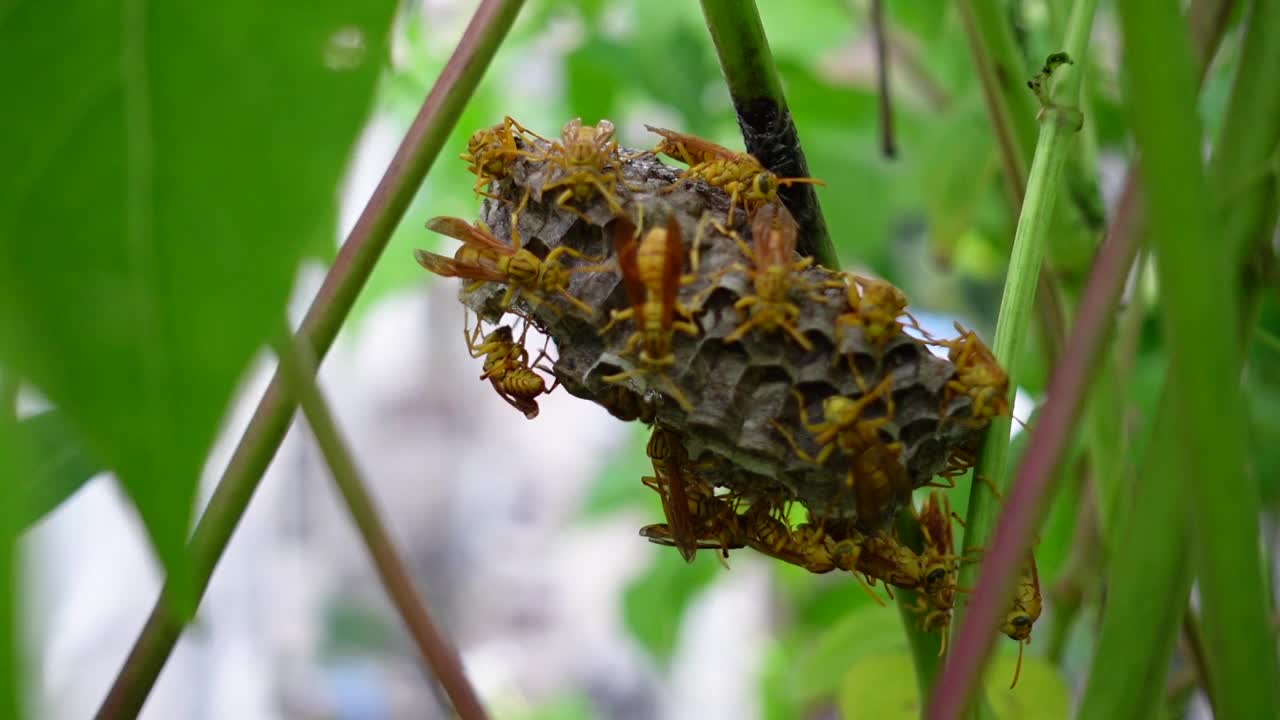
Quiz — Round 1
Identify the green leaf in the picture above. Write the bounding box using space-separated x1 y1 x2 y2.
755 0 851 63
838 654 918 720
566 38 623 127
580 426 652 517
12 410 105 532
837 652 1070 720
921 102 1001 267
792 602 906 707
0 2 396 593
982 653 1072 720
510 694 594 720
622 546 720 663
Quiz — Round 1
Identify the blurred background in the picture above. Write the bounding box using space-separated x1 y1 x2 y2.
15 0 1271 718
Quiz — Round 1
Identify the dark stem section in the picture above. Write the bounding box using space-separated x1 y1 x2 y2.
93 1 527 717
699 0 835 269
870 0 896 158
272 331 488 720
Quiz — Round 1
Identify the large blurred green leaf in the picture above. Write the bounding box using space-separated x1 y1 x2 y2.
622 546 719 664
580 426 652 516
836 652 1069 719
756 0 852 63
983 654 1072 720
566 38 623 127
921 101 1000 267
790 602 907 708
11 410 105 532
0 2 395 591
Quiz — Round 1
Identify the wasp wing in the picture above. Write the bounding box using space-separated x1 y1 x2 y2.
426 216 516 257
414 249 507 282
659 215 685 329
644 125 739 164
751 201 800 269
639 524 736 550
611 216 647 317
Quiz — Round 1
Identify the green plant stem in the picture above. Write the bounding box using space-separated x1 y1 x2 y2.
955 0 1071 367
698 0 834 268
930 0 1099 715
92 2 526 717
1072 0 1235 557
1080 285 1271 716
1044 476 1100 663
1207 0 1280 266
1117 0 1280 711
271 329 488 720
1078 395 1195 717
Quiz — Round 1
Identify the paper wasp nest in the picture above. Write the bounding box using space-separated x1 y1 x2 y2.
459 143 986 531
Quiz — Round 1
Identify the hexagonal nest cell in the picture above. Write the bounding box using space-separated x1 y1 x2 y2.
447 134 992 533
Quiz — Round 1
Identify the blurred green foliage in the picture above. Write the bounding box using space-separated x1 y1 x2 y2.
10 411 104 532
0 1 397 596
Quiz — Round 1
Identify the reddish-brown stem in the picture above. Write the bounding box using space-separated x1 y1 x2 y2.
933 178 1143 717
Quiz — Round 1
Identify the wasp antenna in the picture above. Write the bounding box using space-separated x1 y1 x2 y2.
777 177 828 187
1010 641 1026 689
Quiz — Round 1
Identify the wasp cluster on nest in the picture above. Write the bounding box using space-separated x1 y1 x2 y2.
416 117 1035 667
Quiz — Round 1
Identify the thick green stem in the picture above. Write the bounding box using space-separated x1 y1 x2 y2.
698 0 834 268
1077 395 1195 717
92 2 526 717
1117 0 1280 711
929 0 1099 715
271 330 488 720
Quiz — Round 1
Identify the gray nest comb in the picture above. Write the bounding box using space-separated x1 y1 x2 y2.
457 142 987 532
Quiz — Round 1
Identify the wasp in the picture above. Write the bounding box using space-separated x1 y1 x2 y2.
638 490 744 564
933 442 978 488
599 214 700 412
641 426 710 563
416 216 598 317
847 441 913 532
712 202 818 351
541 118 627 222
910 491 964 656
645 126 826 225
459 116 546 199
830 529 922 604
599 385 657 424
825 273 923 372
462 310 555 419
1002 555 1043 689
772 374 900 468
933 322 1010 424
739 508 837 574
